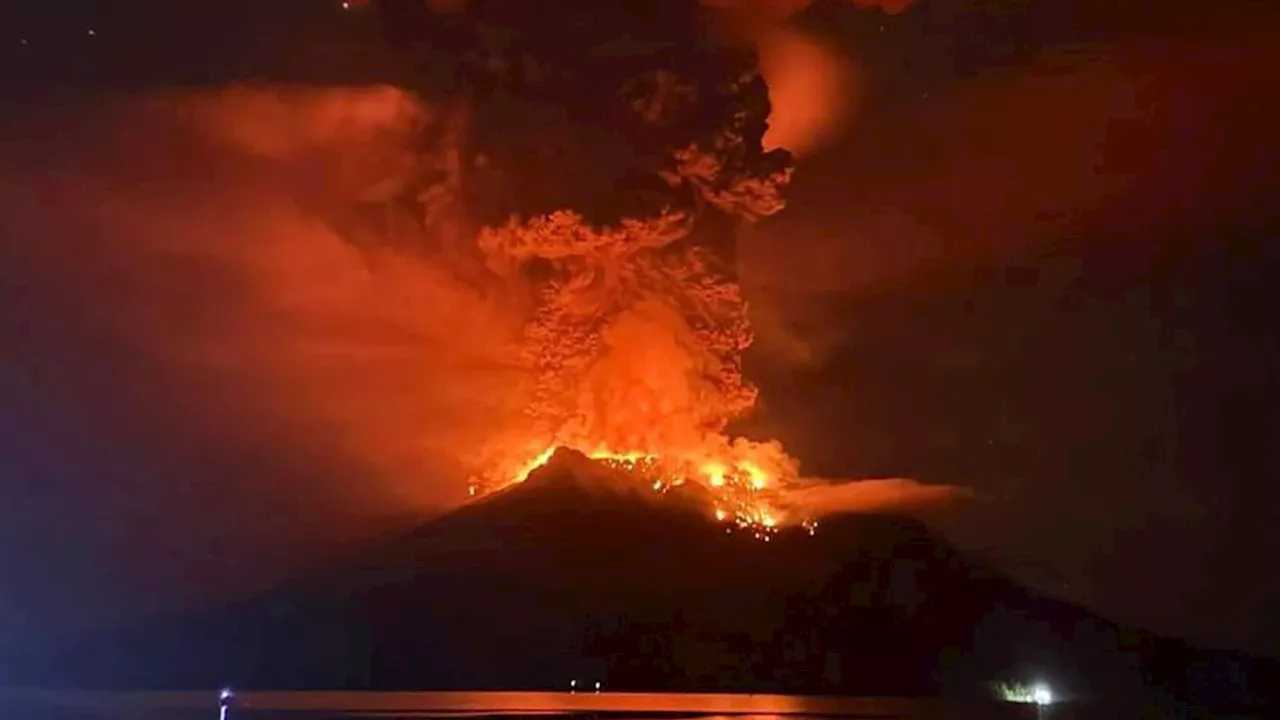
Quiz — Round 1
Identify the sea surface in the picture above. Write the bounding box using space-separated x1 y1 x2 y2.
0 689 1065 720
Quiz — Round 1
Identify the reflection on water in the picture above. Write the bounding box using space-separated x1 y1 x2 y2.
2 690 1045 720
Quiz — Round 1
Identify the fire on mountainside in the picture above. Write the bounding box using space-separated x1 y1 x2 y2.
486 444 791 539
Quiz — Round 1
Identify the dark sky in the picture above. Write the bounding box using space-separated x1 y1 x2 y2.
2 0 1279 660
740 0 1280 654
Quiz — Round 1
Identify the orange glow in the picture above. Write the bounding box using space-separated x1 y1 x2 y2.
448 0 970 528
374 0 946 533
45 69 970 542
703 461 728 488
755 26 859 155
153 80 964 532
513 447 559 486
461 197 807 534
501 442 795 532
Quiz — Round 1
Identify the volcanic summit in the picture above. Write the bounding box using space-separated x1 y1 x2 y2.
30 449 1274 710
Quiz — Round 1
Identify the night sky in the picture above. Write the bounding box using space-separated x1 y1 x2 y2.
3 0 1279 662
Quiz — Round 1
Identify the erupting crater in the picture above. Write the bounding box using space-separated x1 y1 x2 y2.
372 0 964 537
491 446 795 540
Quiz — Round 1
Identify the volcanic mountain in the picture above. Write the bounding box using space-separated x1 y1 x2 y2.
31 450 1278 710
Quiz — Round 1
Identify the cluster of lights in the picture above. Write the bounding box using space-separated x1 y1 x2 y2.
994 681 1055 707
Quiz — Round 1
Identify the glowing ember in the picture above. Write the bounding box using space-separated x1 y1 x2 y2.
499 444 792 532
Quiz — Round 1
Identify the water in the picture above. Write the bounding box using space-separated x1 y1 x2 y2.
2 690 1053 720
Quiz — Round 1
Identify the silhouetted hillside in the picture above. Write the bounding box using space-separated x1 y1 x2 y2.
31 450 1279 711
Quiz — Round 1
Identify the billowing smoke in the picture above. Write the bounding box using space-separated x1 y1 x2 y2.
752 26 859 154
0 86 532 631
739 4 1280 366
2 87 529 503
390 0 906 155
462 56 805 525
0 0 984 635
372 0 964 522
702 0 914 17
701 0 914 155
415 0 915 18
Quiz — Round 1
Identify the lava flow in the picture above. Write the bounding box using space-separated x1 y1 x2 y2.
495 444 791 537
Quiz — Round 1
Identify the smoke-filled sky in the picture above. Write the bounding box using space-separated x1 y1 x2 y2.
2 0 1279 658
0 85 531 645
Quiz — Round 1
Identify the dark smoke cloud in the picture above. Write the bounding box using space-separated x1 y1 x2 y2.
741 4 1280 364
0 86 524 641
400 0 901 156
703 0 919 155
733 3 1280 652
422 0 916 16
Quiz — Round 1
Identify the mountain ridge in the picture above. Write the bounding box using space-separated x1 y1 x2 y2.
23 450 1279 711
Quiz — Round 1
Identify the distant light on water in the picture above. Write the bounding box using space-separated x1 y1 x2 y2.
994 680 1056 706
219 687 235 720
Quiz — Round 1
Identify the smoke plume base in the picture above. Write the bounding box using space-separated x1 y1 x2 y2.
508 447 966 538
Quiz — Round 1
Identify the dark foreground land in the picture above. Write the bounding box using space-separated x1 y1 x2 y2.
20 453 1280 714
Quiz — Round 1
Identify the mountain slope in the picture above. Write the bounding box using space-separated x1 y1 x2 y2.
33 450 1279 710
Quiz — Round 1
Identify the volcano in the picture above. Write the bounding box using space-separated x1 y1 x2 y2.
32 450 1278 709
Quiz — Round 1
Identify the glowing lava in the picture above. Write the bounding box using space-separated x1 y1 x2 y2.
481 444 789 536
450 57 801 537
420 4 927 536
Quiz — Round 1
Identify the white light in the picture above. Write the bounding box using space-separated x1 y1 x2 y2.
219 687 234 720
87 29 96 37
594 680 601 693
994 680 1056 705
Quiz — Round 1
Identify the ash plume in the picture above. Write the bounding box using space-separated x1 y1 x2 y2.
387 0 911 156
3 87 528 498
0 86 535 629
0 2 971 638
461 48 794 482
703 0 916 155
739 4 1280 365
374 0 965 518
